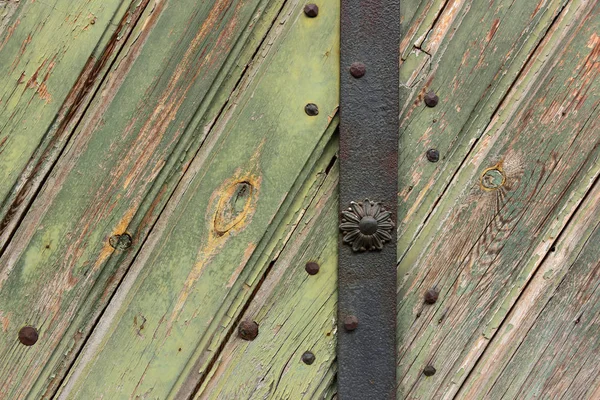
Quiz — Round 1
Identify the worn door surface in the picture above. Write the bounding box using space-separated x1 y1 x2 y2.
0 0 599 398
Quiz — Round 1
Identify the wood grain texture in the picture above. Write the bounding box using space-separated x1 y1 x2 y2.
57 0 340 397
396 1 600 397
0 0 295 397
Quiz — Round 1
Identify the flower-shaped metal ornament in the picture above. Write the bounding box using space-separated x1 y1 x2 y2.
340 199 395 252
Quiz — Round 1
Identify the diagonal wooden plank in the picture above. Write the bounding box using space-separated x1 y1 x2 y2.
0 0 294 397
0 0 143 237
396 1 600 397
458 175 600 399
57 0 340 397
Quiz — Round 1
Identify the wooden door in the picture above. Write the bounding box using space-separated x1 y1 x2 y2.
0 0 599 398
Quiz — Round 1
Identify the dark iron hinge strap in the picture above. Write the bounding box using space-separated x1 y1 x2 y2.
338 0 400 397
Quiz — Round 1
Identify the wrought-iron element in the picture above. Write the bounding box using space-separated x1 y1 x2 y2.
338 0 399 395
340 199 394 251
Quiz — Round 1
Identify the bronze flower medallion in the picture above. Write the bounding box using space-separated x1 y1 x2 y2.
339 199 395 252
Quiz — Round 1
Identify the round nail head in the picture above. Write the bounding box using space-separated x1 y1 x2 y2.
343 315 359 331
424 288 439 304
349 62 366 78
305 261 320 275
109 233 132 250
18 326 39 346
305 103 319 116
302 351 316 365
304 4 319 17
424 91 439 107
426 149 440 163
238 320 259 341
423 365 436 376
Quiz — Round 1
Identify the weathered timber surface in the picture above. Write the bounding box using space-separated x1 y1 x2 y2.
56 0 340 397
0 0 300 397
0 0 598 398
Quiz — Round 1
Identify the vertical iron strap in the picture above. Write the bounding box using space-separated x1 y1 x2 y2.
338 0 400 397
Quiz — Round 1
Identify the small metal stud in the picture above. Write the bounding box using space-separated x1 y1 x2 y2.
343 315 359 331
426 149 440 163
302 351 316 365
238 320 259 341
423 365 436 376
424 91 439 107
303 4 319 17
305 261 320 275
349 62 366 78
18 326 39 346
424 288 439 304
305 103 319 116
109 233 132 250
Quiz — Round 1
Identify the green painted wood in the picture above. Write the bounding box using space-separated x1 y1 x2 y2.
458 176 600 399
0 0 139 240
196 139 339 399
0 0 295 397
396 1 600 397
57 0 340 397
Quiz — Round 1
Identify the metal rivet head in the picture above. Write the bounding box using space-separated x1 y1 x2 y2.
426 149 439 163
343 315 359 331
238 320 259 341
303 3 319 17
18 326 39 346
109 233 132 250
305 103 319 116
302 351 316 365
349 62 366 78
424 91 439 107
305 261 320 275
424 288 439 304
423 365 436 376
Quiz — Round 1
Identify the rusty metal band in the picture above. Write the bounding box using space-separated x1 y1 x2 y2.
338 0 400 397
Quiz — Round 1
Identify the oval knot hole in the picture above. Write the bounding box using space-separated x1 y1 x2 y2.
481 167 505 191
214 181 254 236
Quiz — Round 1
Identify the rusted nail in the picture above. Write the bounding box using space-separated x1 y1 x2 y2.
349 62 366 78
424 288 439 304
304 3 319 17
305 103 319 116
109 233 132 250
424 91 439 107
423 365 436 376
426 149 439 163
238 320 259 341
343 315 359 331
302 351 316 365
305 261 320 275
18 326 39 346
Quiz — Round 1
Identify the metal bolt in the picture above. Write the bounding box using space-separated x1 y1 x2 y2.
238 320 259 341
423 365 436 376
302 351 316 365
424 288 439 304
424 91 439 107
426 149 439 163
18 326 39 346
305 261 320 275
304 4 319 17
305 103 319 116
109 233 132 250
343 315 359 331
349 62 366 78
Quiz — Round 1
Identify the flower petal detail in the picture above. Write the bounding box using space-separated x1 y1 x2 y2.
342 210 361 223
350 202 365 218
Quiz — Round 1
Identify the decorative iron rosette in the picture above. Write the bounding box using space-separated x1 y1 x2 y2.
340 199 395 252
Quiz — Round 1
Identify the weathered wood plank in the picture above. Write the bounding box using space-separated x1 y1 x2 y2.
0 0 294 397
458 175 600 399
196 139 339 399
0 0 141 244
396 0 600 397
57 0 340 397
